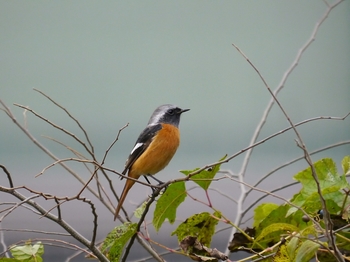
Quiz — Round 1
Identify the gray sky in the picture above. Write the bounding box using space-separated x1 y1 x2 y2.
2 1 349 171
1 1 349 260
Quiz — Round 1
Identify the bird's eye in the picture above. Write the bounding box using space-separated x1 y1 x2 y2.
167 109 175 115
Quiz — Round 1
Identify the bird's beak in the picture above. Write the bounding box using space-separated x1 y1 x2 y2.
179 108 190 114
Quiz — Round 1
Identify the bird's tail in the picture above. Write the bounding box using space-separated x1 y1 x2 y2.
114 177 135 220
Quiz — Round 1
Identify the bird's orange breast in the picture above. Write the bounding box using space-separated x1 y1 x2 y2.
130 123 180 176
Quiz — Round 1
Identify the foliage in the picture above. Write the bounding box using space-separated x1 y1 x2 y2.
101 223 137 262
153 181 187 231
103 156 350 261
228 156 350 261
171 211 221 247
1 241 44 262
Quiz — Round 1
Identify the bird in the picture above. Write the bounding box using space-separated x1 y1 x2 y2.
114 104 189 220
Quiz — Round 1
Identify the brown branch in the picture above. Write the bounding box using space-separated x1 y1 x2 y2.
14 103 94 157
101 123 129 165
122 187 164 262
0 100 103 202
0 185 108 261
0 165 13 188
33 88 95 155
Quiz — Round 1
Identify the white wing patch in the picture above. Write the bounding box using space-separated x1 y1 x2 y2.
130 142 144 155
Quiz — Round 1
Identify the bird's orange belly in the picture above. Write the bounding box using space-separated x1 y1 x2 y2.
131 124 180 176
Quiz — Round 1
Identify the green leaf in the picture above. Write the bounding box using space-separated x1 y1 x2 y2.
336 230 350 250
172 211 221 246
10 241 44 261
253 203 279 227
342 156 350 175
180 155 226 190
0 258 21 262
295 240 320 262
286 235 299 260
293 158 345 191
253 205 309 249
254 223 299 244
290 158 348 215
153 181 186 231
102 222 137 262
134 201 147 218
274 243 293 262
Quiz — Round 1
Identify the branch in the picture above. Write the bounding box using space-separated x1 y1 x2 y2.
0 165 13 188
33 88 95 155
122 187 164 262
0 100 112 212
0 185 108 261
14 103 94 157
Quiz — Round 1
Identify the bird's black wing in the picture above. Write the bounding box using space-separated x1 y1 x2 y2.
121 124 162 176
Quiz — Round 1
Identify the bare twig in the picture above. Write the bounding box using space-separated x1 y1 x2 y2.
0 100 104 205
0 185 108 261
42 135 90 160
0 165 13 188
101 123 129 165
224 175 324 235
0 195 39 222
33 88 95 155
0 228 70 236
0 223 8 258
36 158 95 178
169 112 349 185
249 140 350 193
14 103 94 157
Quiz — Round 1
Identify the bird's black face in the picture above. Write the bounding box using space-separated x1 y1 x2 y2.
165 107 187 116
148 104 189 127
161 107 187 126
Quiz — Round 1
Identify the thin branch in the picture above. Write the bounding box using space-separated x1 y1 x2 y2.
0 195 39 222
33 88 95 155
0 185 108 261
0 100 102 198
42 135 90 161
0 228 71 237
36 158 95 178
101 123 129 165
122 188 164 262
249 140 350 194
176 112 350 184
42 136 115 208
224 175 322 231
14 103 94 157
0 223 8 258
0 165 13 188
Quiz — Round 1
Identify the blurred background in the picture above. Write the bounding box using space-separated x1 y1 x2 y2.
1 1 349 261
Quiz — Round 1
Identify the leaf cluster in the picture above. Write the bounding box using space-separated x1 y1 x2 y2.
229 156 350 261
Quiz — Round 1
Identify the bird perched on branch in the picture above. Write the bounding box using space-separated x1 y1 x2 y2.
114 104 189 220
